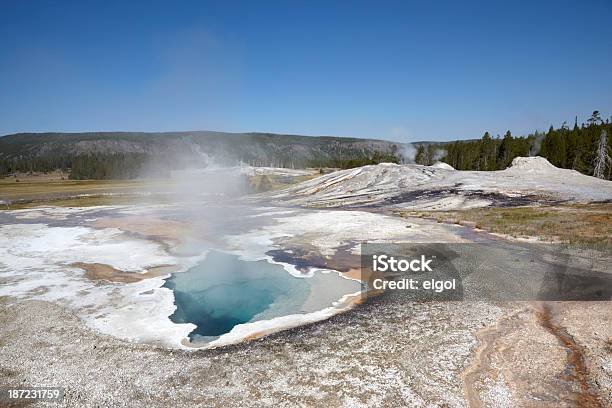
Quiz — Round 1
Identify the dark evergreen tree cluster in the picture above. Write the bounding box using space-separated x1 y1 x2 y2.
68 153 151 180
414 144 450 166
306 150 400 169
439 131 532 171
0 154 71 175
429 111 612 179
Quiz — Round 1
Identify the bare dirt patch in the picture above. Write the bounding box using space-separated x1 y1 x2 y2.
72 262 177 283
92 216 191 245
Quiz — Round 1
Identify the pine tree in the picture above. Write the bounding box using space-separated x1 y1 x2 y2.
479 132 496 170
587 111 602 126
415 145 426 165
425 145 435 165
498 131 513 168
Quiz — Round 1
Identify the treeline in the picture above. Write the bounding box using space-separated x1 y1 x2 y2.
0 154 72 175
421 132 534 170
0 153 171 180
419 111 612 179
306 151 400 169
69 153 150 180
1 112 610 180
70 153 185 179
0 134 402 179
0 150 400 179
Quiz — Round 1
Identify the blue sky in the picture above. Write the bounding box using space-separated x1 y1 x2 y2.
1 0 611 141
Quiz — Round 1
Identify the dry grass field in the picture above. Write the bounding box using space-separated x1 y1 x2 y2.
397 203 612 248
0 170 320 209
0 173 159 209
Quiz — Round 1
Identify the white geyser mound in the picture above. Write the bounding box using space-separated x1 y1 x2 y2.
505 156 559 173
431 161 455 170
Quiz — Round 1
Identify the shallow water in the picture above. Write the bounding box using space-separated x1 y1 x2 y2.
163 250 360 343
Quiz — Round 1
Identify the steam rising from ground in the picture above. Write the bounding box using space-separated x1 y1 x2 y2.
433 148 446 161
399 143 416 163
139 147 251 206
397 143 447 164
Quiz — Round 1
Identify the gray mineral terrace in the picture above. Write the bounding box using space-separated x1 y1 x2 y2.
267 157 612 210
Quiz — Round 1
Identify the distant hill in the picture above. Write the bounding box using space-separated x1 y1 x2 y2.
3 118 609 180
0 131 403 178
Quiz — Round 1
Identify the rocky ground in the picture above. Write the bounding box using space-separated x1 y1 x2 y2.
1 297 610 407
